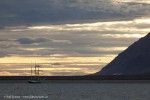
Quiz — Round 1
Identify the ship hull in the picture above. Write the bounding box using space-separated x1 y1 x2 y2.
28 80 41 83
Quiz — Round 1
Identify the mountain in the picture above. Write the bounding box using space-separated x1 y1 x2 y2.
95 32 150 75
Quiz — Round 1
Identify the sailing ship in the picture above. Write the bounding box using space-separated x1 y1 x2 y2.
28 63 43 83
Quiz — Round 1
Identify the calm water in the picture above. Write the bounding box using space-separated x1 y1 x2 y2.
0 82 150 100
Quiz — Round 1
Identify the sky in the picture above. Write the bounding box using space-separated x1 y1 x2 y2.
0 0 150 76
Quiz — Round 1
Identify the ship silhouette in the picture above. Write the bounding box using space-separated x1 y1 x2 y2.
28 63 43 83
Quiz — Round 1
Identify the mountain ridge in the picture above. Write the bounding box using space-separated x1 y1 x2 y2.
95 32 150 75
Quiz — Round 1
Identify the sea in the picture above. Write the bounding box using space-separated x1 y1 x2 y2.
0 81 150 100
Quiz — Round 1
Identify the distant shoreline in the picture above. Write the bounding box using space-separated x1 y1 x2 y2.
1 80 150 83
0 76 150 82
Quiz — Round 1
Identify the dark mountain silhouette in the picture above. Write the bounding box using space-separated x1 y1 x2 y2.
95 32 150 75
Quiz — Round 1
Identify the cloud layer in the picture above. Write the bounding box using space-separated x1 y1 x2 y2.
0 0 150 27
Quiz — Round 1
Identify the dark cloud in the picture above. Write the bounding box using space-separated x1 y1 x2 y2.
51 63 61 66
17 37 51 44
49 71 88 76
133 23 150 29
0 0 150 28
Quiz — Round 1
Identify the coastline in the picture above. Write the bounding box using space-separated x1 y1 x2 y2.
0 76 150 83
1 80 150 83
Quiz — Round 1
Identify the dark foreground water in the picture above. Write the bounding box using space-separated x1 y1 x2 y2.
0 82 150 100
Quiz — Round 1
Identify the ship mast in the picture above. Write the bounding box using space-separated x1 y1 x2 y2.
31 63 33 80
28 62 43 83
34 63 42 81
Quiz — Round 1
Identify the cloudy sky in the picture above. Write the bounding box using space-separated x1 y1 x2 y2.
0 0 150 76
